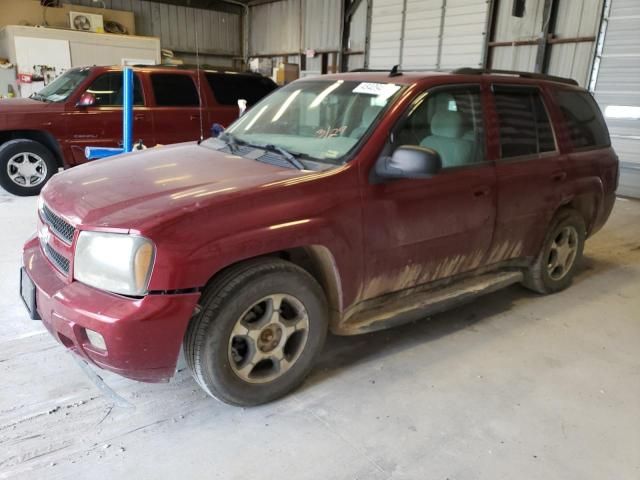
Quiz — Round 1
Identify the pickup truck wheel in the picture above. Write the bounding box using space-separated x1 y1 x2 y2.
184 258 328 406
0 139 57 196
523 209 586 294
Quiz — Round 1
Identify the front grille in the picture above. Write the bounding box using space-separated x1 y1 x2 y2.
42 205 75 244
44 243 70 274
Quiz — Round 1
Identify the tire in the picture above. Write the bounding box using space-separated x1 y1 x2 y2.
523 208 586 294
0 139 58 196
184 258 328 406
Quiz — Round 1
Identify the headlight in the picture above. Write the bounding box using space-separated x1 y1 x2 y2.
74 231 155 296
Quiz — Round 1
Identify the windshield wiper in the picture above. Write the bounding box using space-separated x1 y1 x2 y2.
219 132 243 153
262 144 305 170
29 93 47 102
218 133 304 170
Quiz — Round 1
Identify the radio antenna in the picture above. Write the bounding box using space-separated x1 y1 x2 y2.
195 24 204 142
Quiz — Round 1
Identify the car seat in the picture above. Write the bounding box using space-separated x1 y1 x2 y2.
420 111 474 167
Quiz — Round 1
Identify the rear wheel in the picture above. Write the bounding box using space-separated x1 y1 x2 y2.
523 209 586 294
0 139 58 196
184 258 328 406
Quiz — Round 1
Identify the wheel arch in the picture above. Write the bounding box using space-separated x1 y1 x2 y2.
199 245 344 330
0 130 65 168
557 177 604 237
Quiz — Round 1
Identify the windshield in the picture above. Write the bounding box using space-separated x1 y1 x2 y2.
31 69 91 102
223 80 402 163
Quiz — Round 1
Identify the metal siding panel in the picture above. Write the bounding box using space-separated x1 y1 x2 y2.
249 0 301 55
303 0 341 50
349 0 368 51
369 0 404 69
440 0 488 69
592 0 640 196
401 0 442 69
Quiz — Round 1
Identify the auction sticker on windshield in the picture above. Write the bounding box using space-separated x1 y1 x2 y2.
353 82 401 99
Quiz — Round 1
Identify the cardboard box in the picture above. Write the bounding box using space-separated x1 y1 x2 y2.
275 63 299 86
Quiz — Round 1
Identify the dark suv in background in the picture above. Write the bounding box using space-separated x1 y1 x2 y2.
0 65 277 195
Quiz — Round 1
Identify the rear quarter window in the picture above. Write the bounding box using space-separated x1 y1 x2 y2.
554 90 610 150
205 74 277 106
150 73 200 106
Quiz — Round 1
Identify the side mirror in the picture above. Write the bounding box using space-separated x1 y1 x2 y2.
76 92 96 107
376 145 442 179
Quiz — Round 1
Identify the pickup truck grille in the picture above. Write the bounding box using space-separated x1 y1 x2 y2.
42 204 75 244
44 243 70 274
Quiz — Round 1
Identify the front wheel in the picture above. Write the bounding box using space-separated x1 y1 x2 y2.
523 209 586 294
0 139 58 196
184 258 328 406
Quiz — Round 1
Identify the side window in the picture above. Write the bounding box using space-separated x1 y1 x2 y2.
206 74 277 106
494 86 556 158
554 90 610 149
394 87 485 168
151 74 200 107
85 72 144 106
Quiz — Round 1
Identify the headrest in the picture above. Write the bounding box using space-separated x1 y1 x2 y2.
431 111 464 138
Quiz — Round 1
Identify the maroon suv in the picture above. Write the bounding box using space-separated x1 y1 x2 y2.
21 69 617 406
0 65 277 196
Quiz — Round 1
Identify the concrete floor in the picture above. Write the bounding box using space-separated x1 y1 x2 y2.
0 192 638 480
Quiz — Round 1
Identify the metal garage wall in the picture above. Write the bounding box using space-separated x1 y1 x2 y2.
249 0 301 56
592 0 640 198
490 0 545 71
347 0 369 69
67 0 241 65
401 0 441 69
248 0 341 55
547 0 602 86
368 0 489 70
368 0 404 69
440 0 489 69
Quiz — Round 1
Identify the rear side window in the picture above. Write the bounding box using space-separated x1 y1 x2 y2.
494 86 556 158
554 90 610 149
86 72 144 106
151 74 200 106
205 74 277 106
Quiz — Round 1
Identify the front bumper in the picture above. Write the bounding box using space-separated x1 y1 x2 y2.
22 236 200 382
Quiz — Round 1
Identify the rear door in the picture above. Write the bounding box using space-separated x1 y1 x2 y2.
150 72 203 144
488 84 568 263
361 84 497 300
67 71 154 164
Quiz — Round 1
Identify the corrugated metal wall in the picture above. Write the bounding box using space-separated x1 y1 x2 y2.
490 0 603 86
248 0 342 56
592 0 640 198
547 0 602 84
368 0 489 70
368 0 404 69
347 0 368 69
67 0 242 66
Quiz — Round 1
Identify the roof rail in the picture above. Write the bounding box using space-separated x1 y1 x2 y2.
452 67 579 86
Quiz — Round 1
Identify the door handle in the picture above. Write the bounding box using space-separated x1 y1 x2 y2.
134 114 145 120
551 171 567 182
473 186 491 198
190 114 201 121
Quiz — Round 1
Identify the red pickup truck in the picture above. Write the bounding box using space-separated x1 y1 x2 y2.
0 65 277 196
21 69 617 406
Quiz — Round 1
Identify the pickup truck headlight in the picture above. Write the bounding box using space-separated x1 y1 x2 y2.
74 232 155 296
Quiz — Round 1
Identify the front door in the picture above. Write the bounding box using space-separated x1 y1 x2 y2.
361 85 497 300
67 71 154 164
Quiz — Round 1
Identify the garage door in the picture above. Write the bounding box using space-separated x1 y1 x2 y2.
592 0 640 198
368 0 489 70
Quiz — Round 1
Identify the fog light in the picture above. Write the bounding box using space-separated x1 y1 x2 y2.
85 329 106 350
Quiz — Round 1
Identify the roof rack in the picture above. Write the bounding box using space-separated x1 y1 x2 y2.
453 67 579 86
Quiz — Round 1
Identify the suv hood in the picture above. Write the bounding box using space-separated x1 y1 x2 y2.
42 142 309 231
0 97 58 112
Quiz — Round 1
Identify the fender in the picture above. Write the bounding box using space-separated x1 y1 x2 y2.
558 175 604 234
